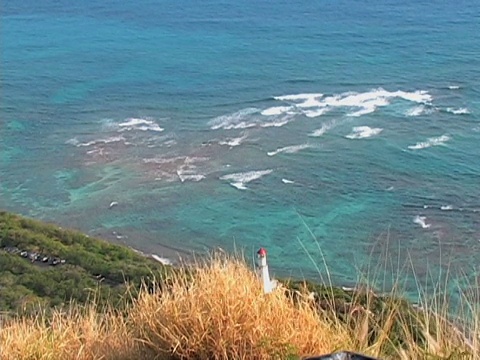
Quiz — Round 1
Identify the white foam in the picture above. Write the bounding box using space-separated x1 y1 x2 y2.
414 215 431 229
408 134 450 150
445 107 470 115
303 108 330 118
233 182 247 190
297 97 325 108
343 95 390 117
209 108 259 130
163 139 177 147
274 93 324 101
219 134 248 147
282 178 295 184
65 138 79 146
345 126 383 139
272 88 432 119
260 117 293 128
118 118 164 132
393 90 432 103
184 156 209 164
176 160 207 183
347 107 376 117
220 169 273 190
177 172 205 182
143 156 184 164
325 90 387 113
212 107 294 130
75 135 126 147
440 205 453 210
309 120 337 137
405 105 426 117
267 144 311 156
151 254 173 266
118 118 151 127
261 106 293 116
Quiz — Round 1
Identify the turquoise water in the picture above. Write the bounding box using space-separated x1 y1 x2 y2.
2 0 480 297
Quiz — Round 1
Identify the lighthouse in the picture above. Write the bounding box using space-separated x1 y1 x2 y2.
257 248 276 294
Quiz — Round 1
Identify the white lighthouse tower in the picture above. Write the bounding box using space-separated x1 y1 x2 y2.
257 248 276 294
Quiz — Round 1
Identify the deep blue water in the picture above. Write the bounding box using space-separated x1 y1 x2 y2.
2 0 480 297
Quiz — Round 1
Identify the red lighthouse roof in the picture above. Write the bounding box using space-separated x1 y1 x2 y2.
257 247 267 257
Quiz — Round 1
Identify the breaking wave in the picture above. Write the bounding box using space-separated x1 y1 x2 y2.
274 93 324 102
261 106 294 116
309 120 337 137
345 126 383 139
177 171 205 182
445 107 470 115
220 169 273 190
208 108 260 130
209 108 295 130
408 135 450 150
260 116 295 128
118 118 164 132
209 88 434 132
66 135 126 147
267 144 311 157
272 88 432 118
303 108 331 118
414 215 431 229
404 105 435 117
219 134 248 147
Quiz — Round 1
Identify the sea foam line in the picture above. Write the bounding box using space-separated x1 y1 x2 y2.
408 134 450 150
414 215 431 229
208 108 260 130
445 107 470 115
309 120 338 137
261 106 294 116
260 115 294 128
345 126 383 139
405 105 429 117
118 117 164 132
267 144 311 157
219 134 248 147
66 136 126 147
274 93 324 102
151 254 174 266
177 171 205 183
209 88 434 133
220 169 273 190
272 88 433 118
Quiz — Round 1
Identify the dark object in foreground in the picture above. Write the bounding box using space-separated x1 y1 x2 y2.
304 351 380 360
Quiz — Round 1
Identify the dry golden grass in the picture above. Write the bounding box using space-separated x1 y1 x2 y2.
0 304 143 360
1 254 479 360
130 254 350 359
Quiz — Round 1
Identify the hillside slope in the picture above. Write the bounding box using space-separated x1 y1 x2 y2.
0 211 169 313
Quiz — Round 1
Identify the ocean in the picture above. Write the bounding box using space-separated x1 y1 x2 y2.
2 0 479 298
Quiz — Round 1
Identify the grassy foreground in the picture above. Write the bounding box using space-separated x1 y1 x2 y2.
1 253 479 360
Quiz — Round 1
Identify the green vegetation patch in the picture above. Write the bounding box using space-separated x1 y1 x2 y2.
0 211 171 313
